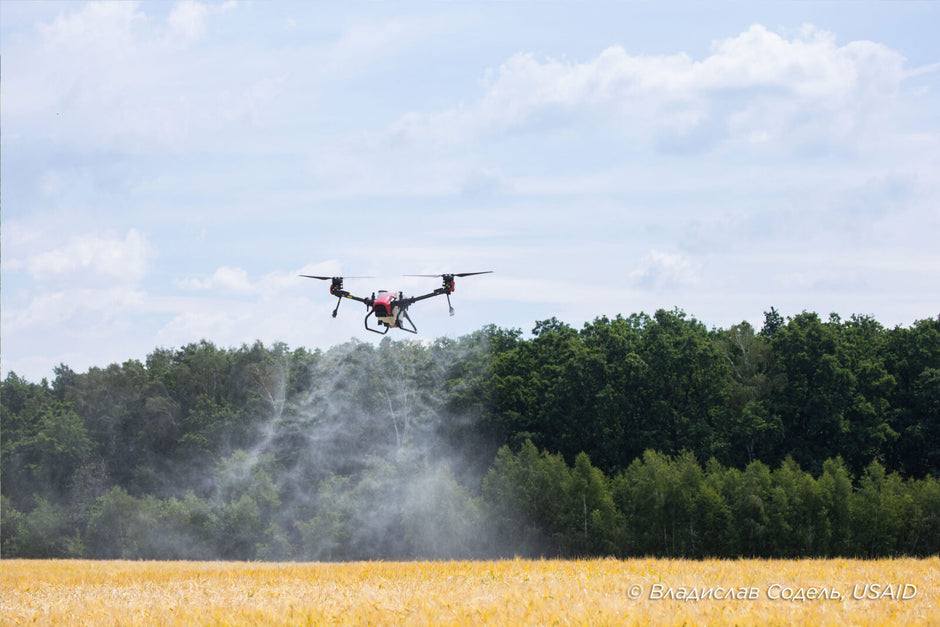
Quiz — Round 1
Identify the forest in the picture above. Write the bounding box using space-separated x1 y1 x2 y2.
2 308 939 559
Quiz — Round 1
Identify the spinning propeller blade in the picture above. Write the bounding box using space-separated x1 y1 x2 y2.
299 275 374 280
405 271 493 278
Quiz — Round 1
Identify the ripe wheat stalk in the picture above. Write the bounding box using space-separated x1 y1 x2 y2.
3 558 937 625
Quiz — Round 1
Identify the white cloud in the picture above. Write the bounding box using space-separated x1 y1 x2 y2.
392 24 908 155
37 1 144 55
21 2 146 113
305 22 917 200
631 251 701 289
177 266 255 294
24 229 154 283
3 287 148 333
323 15 447 76
167 1 210 43
156 309 245 346
3 0 261 152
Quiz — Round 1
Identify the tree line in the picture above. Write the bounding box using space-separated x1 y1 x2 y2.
2 308 938 559
484 443 938 558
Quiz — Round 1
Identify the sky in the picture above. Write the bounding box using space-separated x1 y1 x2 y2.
2 1 939 382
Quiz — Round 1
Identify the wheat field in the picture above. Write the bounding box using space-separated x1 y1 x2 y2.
2 557 937 625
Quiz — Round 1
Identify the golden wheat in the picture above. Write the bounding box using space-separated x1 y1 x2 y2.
2 558 937 626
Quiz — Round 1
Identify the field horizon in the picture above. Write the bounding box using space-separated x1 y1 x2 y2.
3 557 937 625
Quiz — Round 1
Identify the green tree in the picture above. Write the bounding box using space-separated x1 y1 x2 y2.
437 326 516 479
1 374 55 505
18 402 92 497
839 315 898 471
85 487 146 558
718 322 782 465
482 440 570 555
215 493 264 560
297 475 354 560
694 460 735 557
612 450 704 557
637 310 728 461
906 475 940 556
761 307 785 338
721 461 773 556
817 457 853 556
576 315 649 471
0 495 80 558
766 457 828 557
554 452 622 555
767 313 896 475
850 460 910 556
884 317 940 476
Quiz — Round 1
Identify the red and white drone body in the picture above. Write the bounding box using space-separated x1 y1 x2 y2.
300 271 492 335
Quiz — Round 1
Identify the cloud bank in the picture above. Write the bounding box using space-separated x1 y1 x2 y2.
2 3 938 381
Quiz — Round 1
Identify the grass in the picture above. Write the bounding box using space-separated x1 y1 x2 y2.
2 557 937 625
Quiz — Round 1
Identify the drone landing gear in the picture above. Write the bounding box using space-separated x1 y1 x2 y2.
363 310 387 334
363 309 418 335
398 309 418 333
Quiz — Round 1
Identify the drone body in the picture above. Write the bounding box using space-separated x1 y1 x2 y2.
300 272 492 335
373 291 411 332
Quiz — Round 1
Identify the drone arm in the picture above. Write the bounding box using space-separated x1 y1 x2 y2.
328 290 373 317
405 288 448 304
339 292 372 305
404 287 455 315
403 272 491 317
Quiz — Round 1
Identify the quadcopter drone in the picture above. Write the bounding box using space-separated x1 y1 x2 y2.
300 271 493 335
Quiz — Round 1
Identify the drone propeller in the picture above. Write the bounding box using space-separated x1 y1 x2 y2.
301 274 374 318
299 275 374 280
404 271 493 317
405 271 494 278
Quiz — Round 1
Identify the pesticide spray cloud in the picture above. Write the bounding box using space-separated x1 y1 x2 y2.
208 335 500 560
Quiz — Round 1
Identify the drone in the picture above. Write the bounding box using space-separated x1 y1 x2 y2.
300 271 493 335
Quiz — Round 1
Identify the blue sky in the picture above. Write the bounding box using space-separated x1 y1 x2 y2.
2 1 939 381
